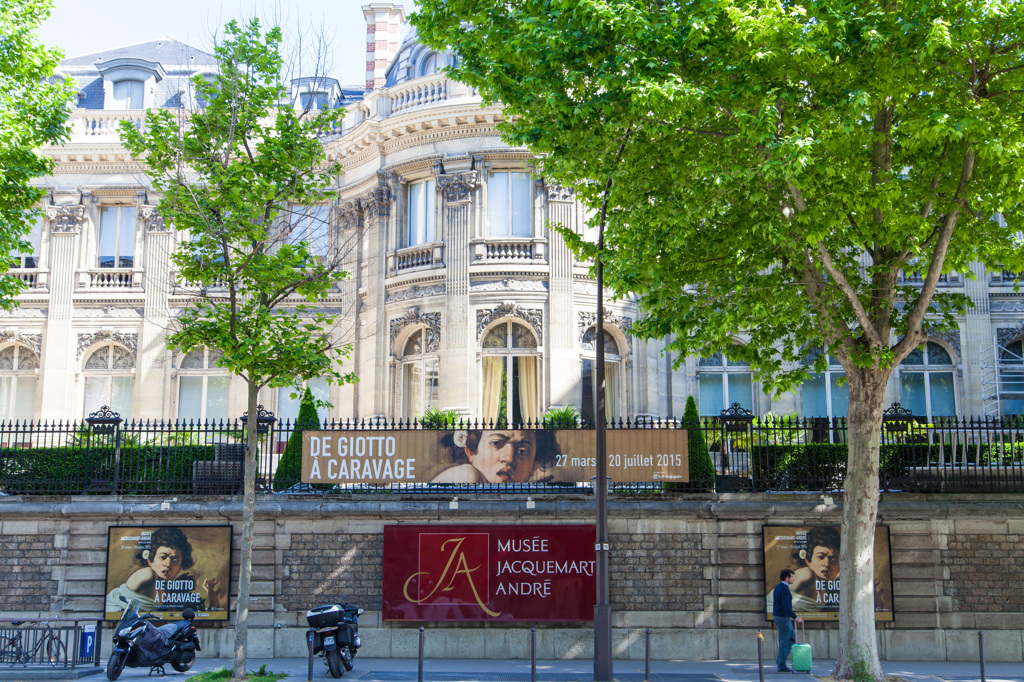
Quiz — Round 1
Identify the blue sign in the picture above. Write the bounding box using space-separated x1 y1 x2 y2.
80 624 95 658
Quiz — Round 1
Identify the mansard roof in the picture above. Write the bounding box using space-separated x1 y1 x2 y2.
60 38 217 68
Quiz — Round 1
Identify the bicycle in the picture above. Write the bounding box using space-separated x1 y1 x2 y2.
0 622 66 666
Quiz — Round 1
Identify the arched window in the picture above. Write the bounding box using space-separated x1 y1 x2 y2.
83 343 134 419
697 350 753 416
481 321 539 425
581 328 622 425
899 341 956 419
1000 340 1024 415
401 329 439 420
421 52 444 76
177 348 230 422
800 349 849 420
0 345 38 421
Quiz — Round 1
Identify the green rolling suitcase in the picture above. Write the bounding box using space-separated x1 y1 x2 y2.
791 621 812 673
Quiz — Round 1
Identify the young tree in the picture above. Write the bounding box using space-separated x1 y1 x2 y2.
273 386 321 491
413 1 1024 678
0 0 72 305
120 19 355 680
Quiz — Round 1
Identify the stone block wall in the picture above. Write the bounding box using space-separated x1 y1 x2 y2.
0 496 1023 661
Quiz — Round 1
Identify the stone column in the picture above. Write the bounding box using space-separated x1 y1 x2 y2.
545 182 578 409
136 205 174 419
439 171 476 415
336 201 363 420
40 204 86 420
356 174 393 417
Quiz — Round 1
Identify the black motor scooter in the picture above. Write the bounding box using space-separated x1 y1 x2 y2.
106 597 200 680
306 602 363 678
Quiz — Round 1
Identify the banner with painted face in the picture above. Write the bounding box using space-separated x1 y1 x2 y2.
104 526 232 621
763 525 894 622
301 428 688 485
383 524 596 621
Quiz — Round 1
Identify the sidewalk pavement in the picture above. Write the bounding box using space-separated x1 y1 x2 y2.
172 657 1023 682
4 657 1021 682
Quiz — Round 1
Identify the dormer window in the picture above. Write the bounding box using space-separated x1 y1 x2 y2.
96 57 165 110
300 92 328 110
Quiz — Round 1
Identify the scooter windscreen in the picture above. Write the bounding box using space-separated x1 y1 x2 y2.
115 599 142 630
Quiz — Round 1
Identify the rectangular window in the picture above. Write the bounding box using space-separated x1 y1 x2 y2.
112 80 144 109
0 376 36 421
801 373 827 418
698 374 724 416
582 358 621 424
12 214 42 268
929 372 956 417
99 206 136 268
85 376 133 420
488 171 531 237
408 180 436 246
829 373 850 418
289 206 329 258
277 379 330 426
901 372 927 416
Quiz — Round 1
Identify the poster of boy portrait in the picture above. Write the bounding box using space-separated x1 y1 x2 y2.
104 526 232 621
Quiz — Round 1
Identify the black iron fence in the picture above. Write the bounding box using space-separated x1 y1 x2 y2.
1 407 1022 496
0 619 102 669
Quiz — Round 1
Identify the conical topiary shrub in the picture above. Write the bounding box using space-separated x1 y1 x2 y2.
683 395 715 491
273 387 322 491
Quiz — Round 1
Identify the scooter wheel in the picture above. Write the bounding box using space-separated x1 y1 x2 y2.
106 651 127 681
325 649 344 678
171 651 196 672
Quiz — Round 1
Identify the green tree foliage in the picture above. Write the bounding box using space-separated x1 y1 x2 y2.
273 387 321 491
413 2 1024 678
0 0 72 306
682 396 714 490
120 19 355 679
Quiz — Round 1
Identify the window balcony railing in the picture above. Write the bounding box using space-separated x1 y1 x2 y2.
67 109 148 142
81 268 140 290
389 73 450 115
389 243 444 274
990 270 1024 285
899 270 959 286
7 269 46 290
474 238 546 263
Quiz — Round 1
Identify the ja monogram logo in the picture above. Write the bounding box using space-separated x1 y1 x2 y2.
402 535 500 617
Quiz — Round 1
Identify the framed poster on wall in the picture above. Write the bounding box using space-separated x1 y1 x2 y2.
763 525 894 622
104 525 232 621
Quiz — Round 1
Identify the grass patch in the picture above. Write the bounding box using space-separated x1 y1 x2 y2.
186 665 288 682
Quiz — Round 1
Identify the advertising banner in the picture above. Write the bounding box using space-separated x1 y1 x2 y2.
302 428 688 485
104 526 232 621
383 524 596 621
763 525 894 622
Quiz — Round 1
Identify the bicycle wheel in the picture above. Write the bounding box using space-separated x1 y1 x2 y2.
46 636 66 666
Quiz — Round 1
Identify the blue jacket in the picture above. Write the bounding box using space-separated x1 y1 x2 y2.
773 581 797 620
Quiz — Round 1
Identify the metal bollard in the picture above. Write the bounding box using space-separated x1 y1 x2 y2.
307 628 315 682
644 629 652 682
531 627 537 682
757 631 765 682
418 626 425 682
979 631 986 682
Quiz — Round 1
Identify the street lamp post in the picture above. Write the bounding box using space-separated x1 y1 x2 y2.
594 204 612 682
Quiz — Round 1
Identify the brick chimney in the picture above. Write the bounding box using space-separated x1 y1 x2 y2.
363 3 406 91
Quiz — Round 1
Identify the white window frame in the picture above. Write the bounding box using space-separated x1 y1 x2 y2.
176 348 231 422
480 320 541 425
898 341 958 421
98 206 137 268
0 345 39 422
487 171 532 237
697 350 754 417
407 179 436 247
82 342 135 420
399 328 440 421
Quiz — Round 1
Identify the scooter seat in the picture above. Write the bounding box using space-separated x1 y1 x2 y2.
157 622 190 638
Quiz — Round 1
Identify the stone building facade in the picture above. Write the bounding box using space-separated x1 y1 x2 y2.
9 3 1024 430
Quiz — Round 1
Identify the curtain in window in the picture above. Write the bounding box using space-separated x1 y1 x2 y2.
13 378 35 421
408 180 435 246
516 356 539 423
604 361 620 423
510 172 531 236
698 374 724 416
206 376 231 421
178 376 204 421
801 374 827 417
481 356 504 422
403 363 424 420
488 173 509 236
111 377 133 420
929 372 955 416
113 80 143 109
83 377 106 417
728 373 753 411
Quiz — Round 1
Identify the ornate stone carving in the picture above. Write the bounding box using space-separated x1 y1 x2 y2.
390 310 441 353
336 201 362 230
578 310 633 341
77 331 138 360
45 205 86 233
360 186 392 222
0 332 42 357
990 300 1024 312
386 284 446 303
74 307 144 318
471 279 547 292
0 308 46 318
998 325 1024 347
141 206 168 231
929 329 962 359
476 303 543 343
438 171 477 203
573 281 599 295
545 181 575 202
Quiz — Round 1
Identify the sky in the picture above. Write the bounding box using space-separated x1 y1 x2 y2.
39 0 419 86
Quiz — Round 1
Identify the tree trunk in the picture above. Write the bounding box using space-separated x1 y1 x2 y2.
233 381 259 680
832 369 888 681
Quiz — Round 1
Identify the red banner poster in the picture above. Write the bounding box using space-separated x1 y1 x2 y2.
383 524 596 621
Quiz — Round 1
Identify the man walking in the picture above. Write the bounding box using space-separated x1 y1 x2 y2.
773 569 804 673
